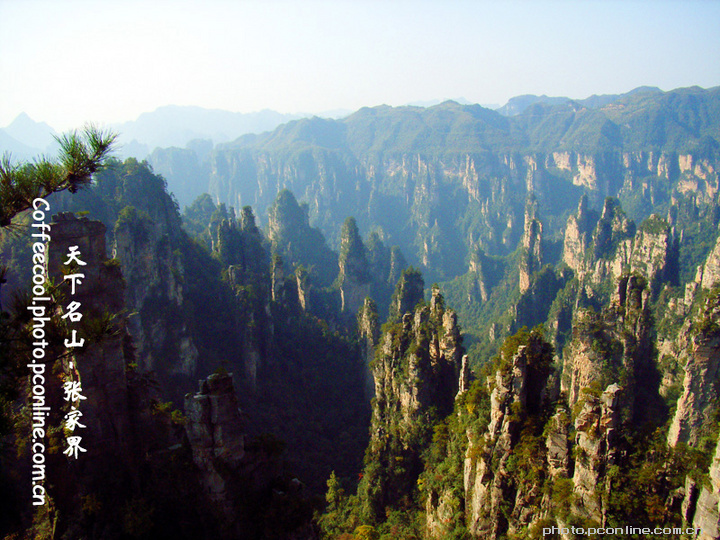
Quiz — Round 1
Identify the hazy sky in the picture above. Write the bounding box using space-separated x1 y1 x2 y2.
1 0 719 131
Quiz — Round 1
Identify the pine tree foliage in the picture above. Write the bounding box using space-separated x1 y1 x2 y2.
0 125 117 227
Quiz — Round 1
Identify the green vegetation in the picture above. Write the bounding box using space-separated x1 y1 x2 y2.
675 193 720 284
338 216 370 286
4 86 720 538
268 188 339 287
388 267 424 322
638 213 669 236
320 285 464 536
0 126 117 227
441 247 521 370
182 193 217 241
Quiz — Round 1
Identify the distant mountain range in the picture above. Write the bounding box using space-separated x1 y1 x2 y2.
153 84 719 262
0 107 305 161
494 86 664 116
0 86 708 163
111 106 305 158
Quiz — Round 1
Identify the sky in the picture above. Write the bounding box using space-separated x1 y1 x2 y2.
1 0 719 131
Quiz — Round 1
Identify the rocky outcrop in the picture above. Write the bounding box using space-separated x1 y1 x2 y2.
358 284 464 521
362 234 407 316
47 213 131 460
688 438 720 539
113 205 199 390
585 198 635 279
37 214 207 539
267 188 338 288
388 267 425 321
684 226 720 309
144 88 710 286
571 383 622 523
667 290 720 447
562 198 678 298
631 218 677 288
464 330 553 539
545 407 571 479
699 234 720 291
562 307 607 409
184 372 245 519
457 354 471 397
665 228 720 448
449 271 671 538
357 297 380 400
201 105 719 280
519 199 543 293
387 246 407 289
425 488 458 540
338 217 371 314
373 290 462 440
562 274 655 414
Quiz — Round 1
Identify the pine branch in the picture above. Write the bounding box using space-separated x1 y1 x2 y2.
0 125 117 227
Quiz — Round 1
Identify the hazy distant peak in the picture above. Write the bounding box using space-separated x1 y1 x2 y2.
496 87 668 117
496 94 572 116
437 99 464 107
7 112 56 132
313 108 354 119
627 86 663 95
406 97 474 108
453 97 473 105
7 111 31 126
112 106 303 158
406 99 443 107
4 112 58 151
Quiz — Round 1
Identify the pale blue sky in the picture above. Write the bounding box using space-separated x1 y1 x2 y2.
1 0 719 131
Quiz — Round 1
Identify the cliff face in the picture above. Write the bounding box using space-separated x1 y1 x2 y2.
184 372 245 521
570 383 623 523
36 161 219 405
562 194 596 273
697 232 720 291
666 292 720 448
29 214 218 539
47 213 132 462
5 161 353 539
358 285 463 521
519 199 543 294
211 207 272 391
205 140 718 285
688 437 720 539
338 217 371 315
562 197 678 301
27 212 319 540
421 271 689 538
267 188 338 288
666 230 720 448
388 267 425 321
561 276 661 529
561 274 655 413
463 332 553 539
357 297 380 400
113 206 199 389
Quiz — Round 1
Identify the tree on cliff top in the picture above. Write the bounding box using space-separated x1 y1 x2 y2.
339 216 370 285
